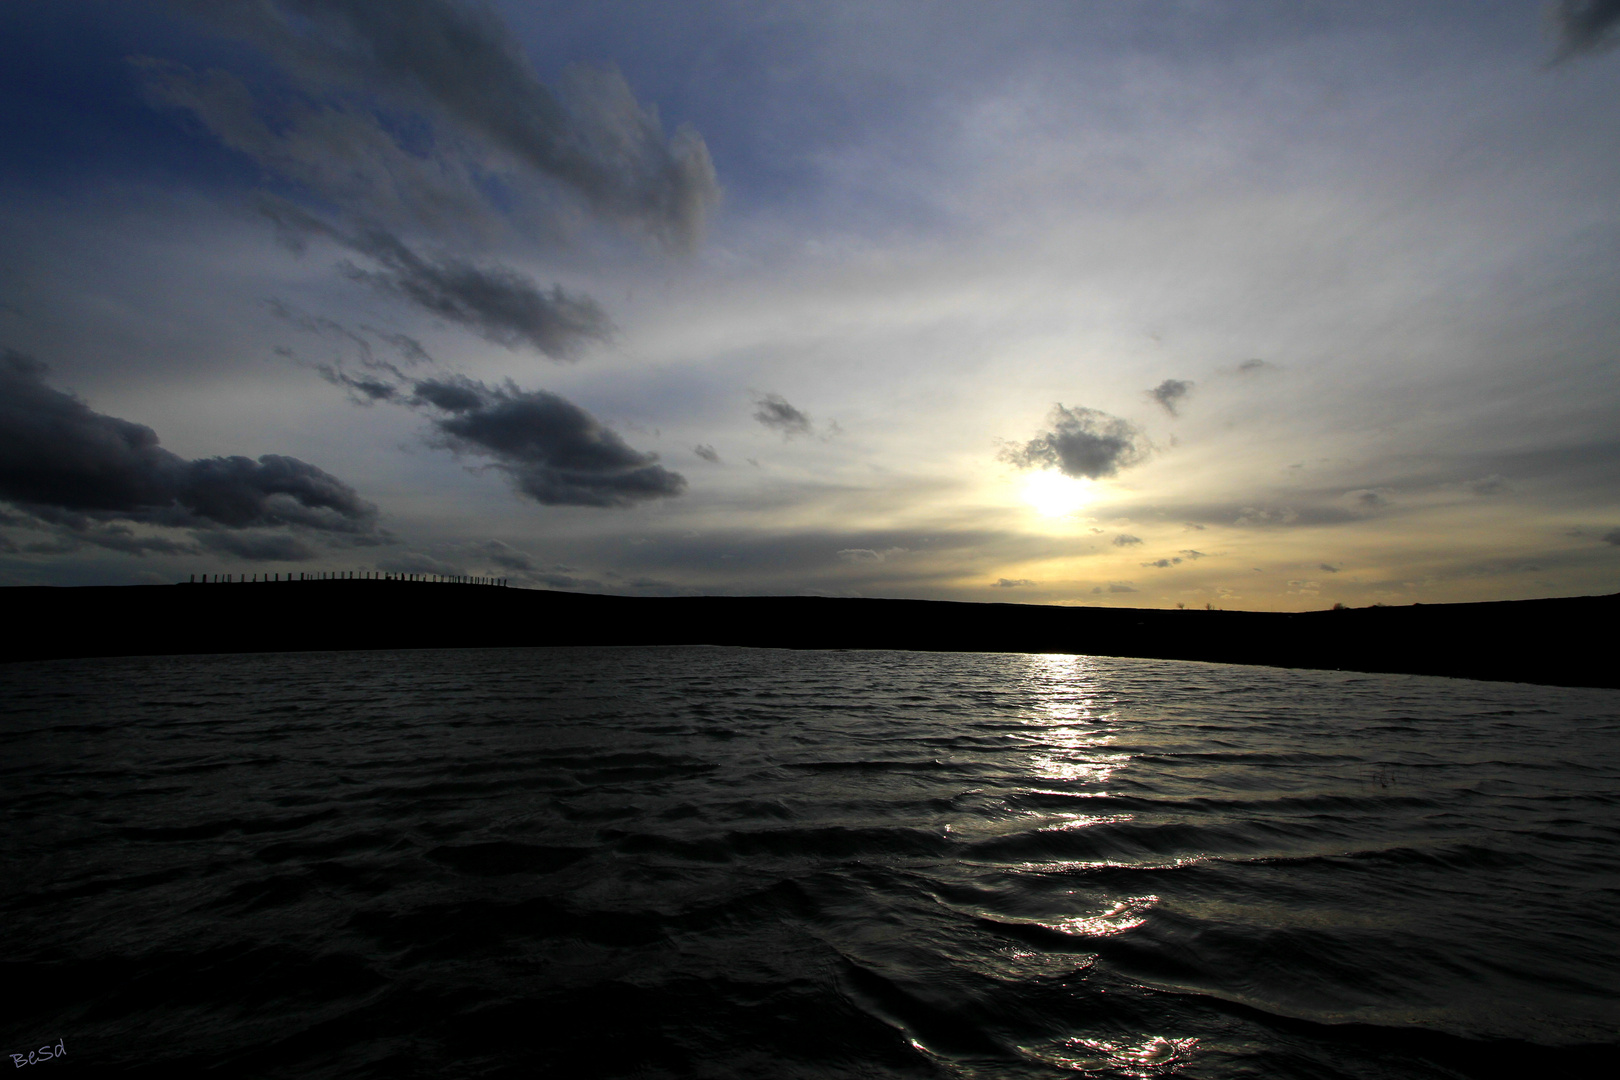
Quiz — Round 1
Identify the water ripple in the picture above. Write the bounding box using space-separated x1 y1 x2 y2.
2 646 1617 1078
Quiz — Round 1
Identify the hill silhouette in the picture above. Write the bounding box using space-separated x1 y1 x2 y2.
4 582 1614 689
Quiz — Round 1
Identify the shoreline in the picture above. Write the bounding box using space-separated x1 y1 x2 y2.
4 583 1615 690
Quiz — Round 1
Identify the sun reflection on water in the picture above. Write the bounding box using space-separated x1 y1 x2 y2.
1018 1034 1200 1076
1022 653 1130 787
982 895 1160 938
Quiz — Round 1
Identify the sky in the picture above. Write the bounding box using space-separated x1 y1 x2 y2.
2 0 1619 610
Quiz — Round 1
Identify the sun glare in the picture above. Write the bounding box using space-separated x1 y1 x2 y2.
1022 471 1092 517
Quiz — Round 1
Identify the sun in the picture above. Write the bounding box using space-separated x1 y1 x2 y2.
1022 471 1093 517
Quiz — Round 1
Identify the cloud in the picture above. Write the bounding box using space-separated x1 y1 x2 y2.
337 228 613 358
1345 488 1391 508
1319 562 1341 572
1112 533 1144 547
1179 549 1207 559
1551 0 1620 60
1467 474 1510 495
0 351 378 540
261 202 612 359
157 0 721 249
196 530 318 562
19 523 198 557
1001 404 1150 480
1143 557 1182 568
993 578 1035 587
533 571 600 589
753 392 814 438
1090 582 1138 594
136 59 500 239
1237 359 1269 373
693 444 721 463
320 368 401 404
1147 378 1194 417
1603 528 1620 546
409 377 686 507
368 329 433 366
479 538 534 571
1234 506 1300 527
837 546 906 563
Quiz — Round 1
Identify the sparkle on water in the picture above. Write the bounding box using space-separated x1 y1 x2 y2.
3 645 1616 1079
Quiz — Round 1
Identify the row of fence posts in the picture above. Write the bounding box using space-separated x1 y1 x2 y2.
186 571 506 586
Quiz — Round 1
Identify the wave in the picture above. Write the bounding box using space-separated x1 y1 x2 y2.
2 645 1616 1078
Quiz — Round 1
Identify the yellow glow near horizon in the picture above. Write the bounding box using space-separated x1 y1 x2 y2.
1022 471 1093 517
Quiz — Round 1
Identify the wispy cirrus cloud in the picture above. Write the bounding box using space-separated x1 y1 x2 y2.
261 199 613 359
149 0 721 248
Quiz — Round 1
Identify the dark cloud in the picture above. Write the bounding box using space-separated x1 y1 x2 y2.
752 393 814 438
1237 359 1269 373
1603 528 1620 546
1091 582 1138 594
16 521 198 557
410 377 686 507
1143 558 1182 568
410 378 488 412
196 530 318 562
993 578 1035 587
0 351 378 538
338 228 613 358
1179 549 1207 559
693 444 721 463
160 0 720 248
1147 378 1194 417
262 202 612 359
318 366 400 404
1112 534 1144 547
1001 405 1150 480
1551 0 1620 59
1320 562 1341 573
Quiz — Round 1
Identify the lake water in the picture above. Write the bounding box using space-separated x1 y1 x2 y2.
2 646 1617 1078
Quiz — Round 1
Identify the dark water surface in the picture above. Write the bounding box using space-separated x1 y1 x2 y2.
2 647 1617 1078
